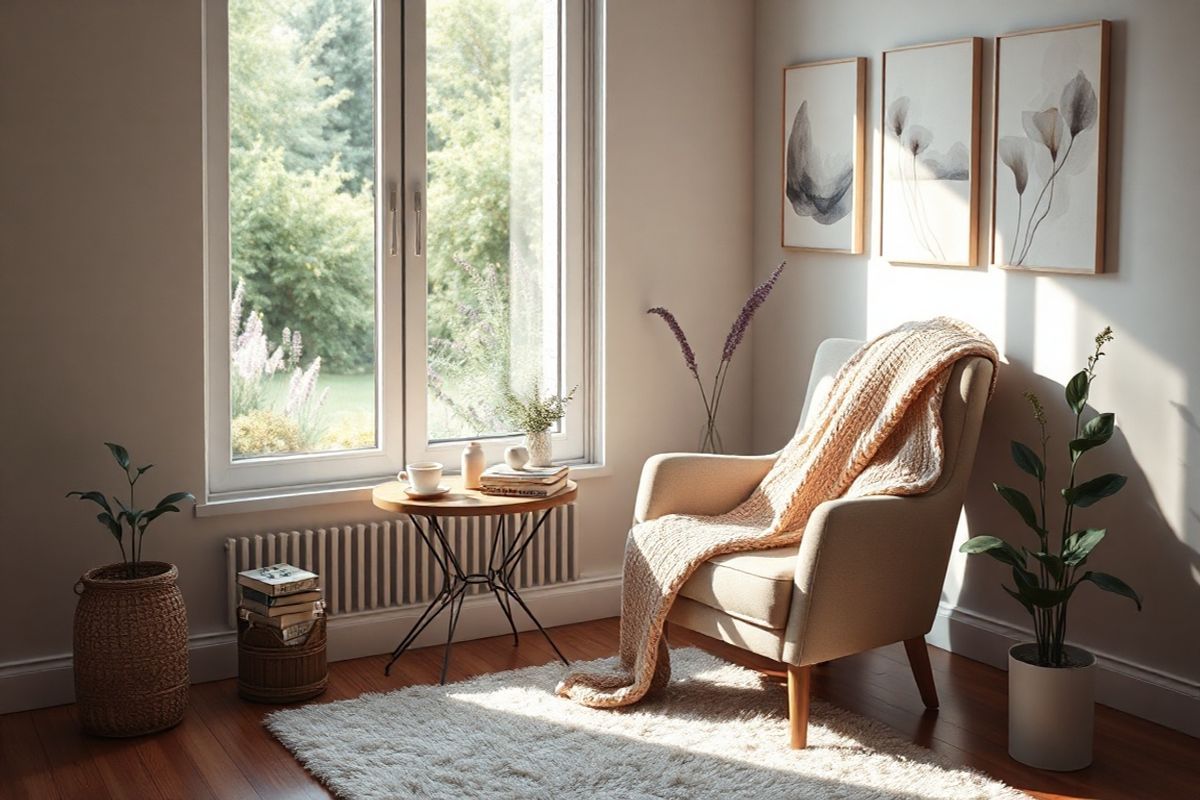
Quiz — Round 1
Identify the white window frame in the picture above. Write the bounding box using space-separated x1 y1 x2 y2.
203 0 601 501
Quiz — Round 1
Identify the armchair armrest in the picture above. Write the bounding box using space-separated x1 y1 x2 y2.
634 452 777 523
782 492 961 666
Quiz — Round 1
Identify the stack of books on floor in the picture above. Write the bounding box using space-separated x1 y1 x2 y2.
237 563 324 645
479 463 569 497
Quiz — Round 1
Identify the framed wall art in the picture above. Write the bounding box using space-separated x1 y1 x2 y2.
881 37 982 267
992 20 1110 273
781 57 866 253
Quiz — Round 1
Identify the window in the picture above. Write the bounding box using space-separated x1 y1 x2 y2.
205 0 596 497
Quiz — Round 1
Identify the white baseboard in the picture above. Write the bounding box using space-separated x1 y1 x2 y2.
929 601 1200 739
0 575 622 715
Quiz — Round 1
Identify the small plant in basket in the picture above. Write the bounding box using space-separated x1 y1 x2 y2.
67 442 194 579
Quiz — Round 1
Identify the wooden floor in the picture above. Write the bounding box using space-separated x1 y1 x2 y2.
1 618 1195 799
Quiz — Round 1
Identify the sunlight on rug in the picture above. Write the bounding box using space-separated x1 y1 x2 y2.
265 647 1025 799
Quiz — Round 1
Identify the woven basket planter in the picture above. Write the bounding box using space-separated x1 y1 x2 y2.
73 561 189 737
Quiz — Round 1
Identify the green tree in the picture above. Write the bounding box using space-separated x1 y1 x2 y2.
228 0 376 373
230 142 374 373
293 0 376 191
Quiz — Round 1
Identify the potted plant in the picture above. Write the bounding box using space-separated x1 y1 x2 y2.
68 443 195 737
503 383 577 467
961 327 1141 770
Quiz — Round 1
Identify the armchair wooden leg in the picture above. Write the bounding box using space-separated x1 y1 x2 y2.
787 664 811 749
903 637 939 710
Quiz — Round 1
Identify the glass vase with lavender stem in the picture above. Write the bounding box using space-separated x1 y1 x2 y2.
648 262 787 454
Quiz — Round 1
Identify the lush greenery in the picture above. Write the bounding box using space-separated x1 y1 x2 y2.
503 383 577 434
228 0 375 376
68 444 195 578
960 328 1142 667
227 0 555 447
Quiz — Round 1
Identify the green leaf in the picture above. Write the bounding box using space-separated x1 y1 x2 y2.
1065 370 1089 414
1070 413 1115 460
1029 551 1064 581
155 491 195 510
960 536 1027 569
1001 584 1035 615
1013 568 1076 608
139 505 180 528
1010 441 1045 480
1082 413 1114 443
1079 571 1142 610
1064 529 1106 565
136 464 154 475
67 490 113 516
104 442 130 470
96 512 122 541
1063 473 1127 507
994 483 1041 532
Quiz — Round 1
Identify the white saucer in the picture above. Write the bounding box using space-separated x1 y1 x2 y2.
403 484 451 499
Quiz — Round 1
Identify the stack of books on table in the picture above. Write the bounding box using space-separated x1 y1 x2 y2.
479 464 569 498
237 563 324 645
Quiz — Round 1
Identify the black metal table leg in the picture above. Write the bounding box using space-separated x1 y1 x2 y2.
491 509 570 665
384 513 463 679
384 507 571 682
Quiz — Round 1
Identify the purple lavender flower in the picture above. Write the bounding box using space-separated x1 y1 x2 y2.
647 307 698 377
722 262 786 362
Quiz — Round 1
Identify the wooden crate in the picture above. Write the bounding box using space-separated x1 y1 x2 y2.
237 616 328 704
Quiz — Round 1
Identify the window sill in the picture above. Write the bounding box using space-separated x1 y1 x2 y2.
195 461 611 518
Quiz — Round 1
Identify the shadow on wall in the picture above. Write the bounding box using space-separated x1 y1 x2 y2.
957 365 1200 664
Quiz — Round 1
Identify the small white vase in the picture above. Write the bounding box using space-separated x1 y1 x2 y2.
524 431 552 467
1008 642 1096 771
461 441 485 489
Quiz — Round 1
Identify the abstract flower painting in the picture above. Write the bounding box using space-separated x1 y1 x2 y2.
781 58 866 253
992 21 1110 273
881 38 982 266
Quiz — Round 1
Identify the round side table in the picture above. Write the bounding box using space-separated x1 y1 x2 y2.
372 477 578 683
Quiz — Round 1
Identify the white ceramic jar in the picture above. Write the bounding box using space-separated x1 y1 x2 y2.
461 441 485 489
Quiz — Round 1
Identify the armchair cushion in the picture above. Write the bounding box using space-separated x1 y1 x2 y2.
678 544 798 629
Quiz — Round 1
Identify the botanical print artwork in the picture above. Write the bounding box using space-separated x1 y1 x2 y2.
781 58 865 253
881 39 981 266
786 101 854 226
993 22 1109 272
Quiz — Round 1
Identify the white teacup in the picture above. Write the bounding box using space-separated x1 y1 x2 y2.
399 461 443 494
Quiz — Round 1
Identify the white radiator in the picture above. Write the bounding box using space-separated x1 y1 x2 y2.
224 506 578 627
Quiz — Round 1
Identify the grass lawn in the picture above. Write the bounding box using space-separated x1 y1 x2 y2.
262 372 375 418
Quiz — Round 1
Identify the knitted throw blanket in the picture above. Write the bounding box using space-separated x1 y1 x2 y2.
557 317 998 708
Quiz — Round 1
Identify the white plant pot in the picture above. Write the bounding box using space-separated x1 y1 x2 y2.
1008 642 1096 771
525 431 553 467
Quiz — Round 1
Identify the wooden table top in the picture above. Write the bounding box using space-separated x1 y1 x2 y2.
371 475 578 517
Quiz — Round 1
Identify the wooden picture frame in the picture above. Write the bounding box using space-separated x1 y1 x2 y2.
991 20 1110 274
880 37 982 267
780 57 866 254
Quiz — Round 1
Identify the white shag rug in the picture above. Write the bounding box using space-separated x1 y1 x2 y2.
266 647 1025 800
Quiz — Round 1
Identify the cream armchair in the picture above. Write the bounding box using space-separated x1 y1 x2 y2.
639 338 995 748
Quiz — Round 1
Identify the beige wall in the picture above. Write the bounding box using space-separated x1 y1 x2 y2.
751 0 1200 713
0 0 755 699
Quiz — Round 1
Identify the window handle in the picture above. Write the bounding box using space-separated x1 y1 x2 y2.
388 185 398 256
414 188 424 256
